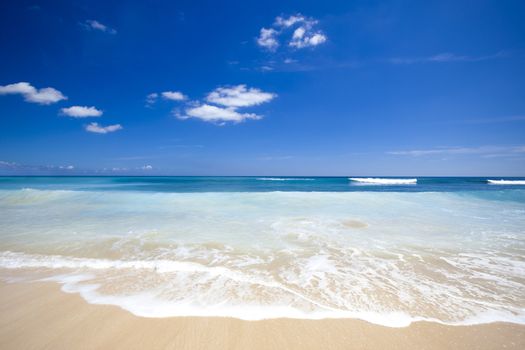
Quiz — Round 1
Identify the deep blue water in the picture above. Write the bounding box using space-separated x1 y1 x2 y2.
0 176 524 193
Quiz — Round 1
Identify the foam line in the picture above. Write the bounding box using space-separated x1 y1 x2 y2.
487 179 525 185
349 178 417 185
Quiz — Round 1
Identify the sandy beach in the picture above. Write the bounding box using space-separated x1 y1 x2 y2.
1 281 523 350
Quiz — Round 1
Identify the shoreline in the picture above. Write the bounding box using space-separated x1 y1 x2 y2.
1 281 524 349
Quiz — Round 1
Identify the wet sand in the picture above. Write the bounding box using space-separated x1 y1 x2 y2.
0 281 524 350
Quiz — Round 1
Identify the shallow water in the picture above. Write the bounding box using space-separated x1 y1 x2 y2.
0 177 524 327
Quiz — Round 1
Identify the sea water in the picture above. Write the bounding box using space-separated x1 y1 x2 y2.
0 176 524 327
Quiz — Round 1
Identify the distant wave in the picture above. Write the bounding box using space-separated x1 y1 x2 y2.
349 178 417 185
487 179 525 185
257 178 315 181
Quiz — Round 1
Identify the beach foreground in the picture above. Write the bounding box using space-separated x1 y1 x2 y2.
1 281 524 350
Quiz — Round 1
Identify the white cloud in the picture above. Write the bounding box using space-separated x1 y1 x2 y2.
275 14 307 28
257 28 279 51
85 122 123 134
289 30 326 48
0 82 67 105
162 91 186 101
163 84 276 124
146 91 186 105
292 27 306 39
146 93 158 105
179 104 261 123
257 14 327 51
81 20 117 34
206 85 276 108
61 106 102 118
141 165 153 170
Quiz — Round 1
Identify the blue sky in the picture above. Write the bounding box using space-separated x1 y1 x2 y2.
1 0 524 176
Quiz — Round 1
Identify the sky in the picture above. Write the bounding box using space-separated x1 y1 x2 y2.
0 0 524 176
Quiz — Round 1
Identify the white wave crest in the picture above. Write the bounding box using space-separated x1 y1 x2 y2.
487 179 525 185
349 178 417 185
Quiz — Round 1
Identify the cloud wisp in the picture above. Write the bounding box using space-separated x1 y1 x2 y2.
175 84 276 124
257 14 327 52
0 82 67 105
0 160 75 173
145 93 158 106
81 20 117 34
61 106 102 118
0 160 160 175
459 115 525 124
388 145 525 158
388 51 508 65
85 122 123 134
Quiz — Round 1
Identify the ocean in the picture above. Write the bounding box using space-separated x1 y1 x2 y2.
0 176 524 327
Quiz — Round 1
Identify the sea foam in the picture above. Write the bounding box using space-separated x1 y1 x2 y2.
1 188 524 327
349 177 417 185
487 179 525 185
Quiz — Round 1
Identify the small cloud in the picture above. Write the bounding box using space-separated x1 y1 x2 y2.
275 14 307 28
257 28 279 51
178 104 261 124
162 91 186 101
0 82 67 105
206 85 276 108
141 165 153 170
145 93 158 106
259 65 274 71
81 20 117 34
61 106 102 118
290 31 326 49
284 58 298 64
85 122 123 134
257 14 327 52
146 91 186 106
59 165 75 170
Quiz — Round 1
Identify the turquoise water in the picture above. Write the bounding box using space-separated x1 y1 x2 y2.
1 176 525 192
0 176 524 326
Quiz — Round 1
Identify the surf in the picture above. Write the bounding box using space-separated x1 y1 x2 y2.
349 177 417 185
